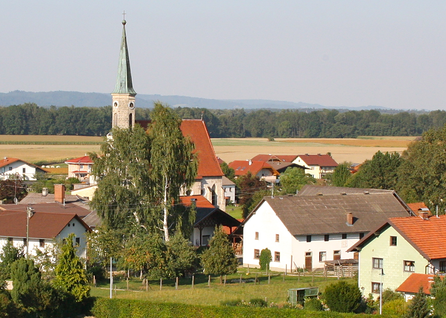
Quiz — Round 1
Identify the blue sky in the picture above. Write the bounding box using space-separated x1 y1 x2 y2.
2 1 446 110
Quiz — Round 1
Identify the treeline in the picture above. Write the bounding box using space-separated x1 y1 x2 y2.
2 103 446 137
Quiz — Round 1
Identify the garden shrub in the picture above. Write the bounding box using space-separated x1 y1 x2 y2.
382 298 407 316
323 280 362 313
259 248 272 271
304 297 323 311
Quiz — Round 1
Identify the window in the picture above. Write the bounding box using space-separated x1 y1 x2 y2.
390 236 397 246
359 233 365 239
7 237 13 243
324 234 329 242
9 167 12 171
274 251 280 262
333 250 341 260
22 167 26 173
75 237 80 246
202 235 210 246
23 238 27 245
373 258 383 269
255 232 259 240
342 233 347 239
319 251 326 262
440 261 446 272
306 235 312 242
372 282 381 294
275 234 279 242
254 249 260 259
39 239 45 247
404 260 415 272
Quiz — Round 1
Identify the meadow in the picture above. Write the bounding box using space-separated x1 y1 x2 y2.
0 135 415 165
91 268 355 306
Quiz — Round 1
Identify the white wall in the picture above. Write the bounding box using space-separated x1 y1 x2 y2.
0 162 38 181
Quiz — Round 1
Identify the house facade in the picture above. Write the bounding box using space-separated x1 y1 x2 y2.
0 157 47 181
0 211 90 259
243 190 413 272
294 154 338 179
229 160 279 181
65 155 95 184
348 214 446 296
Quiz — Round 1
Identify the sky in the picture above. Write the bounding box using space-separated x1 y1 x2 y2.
2 1 446 110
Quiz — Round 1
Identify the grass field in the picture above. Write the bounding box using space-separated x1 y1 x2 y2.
91 269 354 306
0 135 414 165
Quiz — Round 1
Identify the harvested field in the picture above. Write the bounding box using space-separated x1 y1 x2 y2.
0 135 415 165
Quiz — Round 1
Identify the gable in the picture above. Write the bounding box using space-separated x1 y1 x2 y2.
297 154 338 167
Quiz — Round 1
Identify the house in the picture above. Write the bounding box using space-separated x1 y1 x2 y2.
347 214 446 296
180 195 241 247
0 210 90 259
294 154 338 179
251 154 299 163
65 155 95 184
242 190 413 272
222 176 236 205
0 157 47 181
228 160 280 181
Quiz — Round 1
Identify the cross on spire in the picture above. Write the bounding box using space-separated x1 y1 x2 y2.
123 11 126 21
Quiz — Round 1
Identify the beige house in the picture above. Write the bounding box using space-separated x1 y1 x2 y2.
65 155 95 184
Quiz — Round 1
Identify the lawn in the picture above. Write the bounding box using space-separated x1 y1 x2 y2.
91 268 355 307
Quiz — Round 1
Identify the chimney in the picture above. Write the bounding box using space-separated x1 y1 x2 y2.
248 159 252 165
54 184 66 204
42 187 48 197
346 212 353 225
419 211 429 220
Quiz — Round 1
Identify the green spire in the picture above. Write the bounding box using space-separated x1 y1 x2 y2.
113 19 136 95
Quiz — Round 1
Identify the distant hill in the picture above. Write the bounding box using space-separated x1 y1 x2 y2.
0 90 388 111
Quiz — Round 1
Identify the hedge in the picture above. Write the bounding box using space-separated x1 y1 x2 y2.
91 298 397 318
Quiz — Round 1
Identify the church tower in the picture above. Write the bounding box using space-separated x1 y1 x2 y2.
111 18 136 129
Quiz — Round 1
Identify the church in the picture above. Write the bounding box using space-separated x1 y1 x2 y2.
110 18 227 212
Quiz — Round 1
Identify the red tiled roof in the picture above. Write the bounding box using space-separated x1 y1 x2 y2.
0 203 91 218
180 195 214 208
65 156 94 165
0 211 89 239
396 273 438 295
406 202 431 216
389 215 446 260
251 154 298 163
298 154 338 167
228 160 279 177
180 120 223 178
0 157 48 172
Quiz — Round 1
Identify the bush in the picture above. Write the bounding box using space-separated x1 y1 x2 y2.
249 298 268 307
304 298 323 311
259 248 272 271
382 298 407 316
323 281 362 313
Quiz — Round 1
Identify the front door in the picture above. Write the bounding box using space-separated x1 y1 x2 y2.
305 252 312 271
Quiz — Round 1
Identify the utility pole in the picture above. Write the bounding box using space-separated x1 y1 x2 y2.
26 206 34 258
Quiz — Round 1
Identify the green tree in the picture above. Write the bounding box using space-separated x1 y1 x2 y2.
147 102 198 241
404 286 430 318
165 231 197 278
279 167 316 194
201 226 238 282
220 162 235 181
259 248 272 271
90 125 152 230
0 178 27 204
0 240 23 282
323 280 362 313
347 151 401 189
397 125 446 212
331 162 352 187
53 234 90 303
431 275 446 317
236 172 268 218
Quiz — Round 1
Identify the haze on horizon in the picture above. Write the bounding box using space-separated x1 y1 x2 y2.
2 1 446 110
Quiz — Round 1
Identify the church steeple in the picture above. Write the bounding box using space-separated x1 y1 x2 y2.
112 16 136 129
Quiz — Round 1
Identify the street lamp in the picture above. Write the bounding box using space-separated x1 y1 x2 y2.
379 268 384 315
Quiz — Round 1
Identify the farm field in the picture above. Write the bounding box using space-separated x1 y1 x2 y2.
0 135 415 165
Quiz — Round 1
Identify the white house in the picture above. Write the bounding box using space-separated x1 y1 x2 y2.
0 210 91 259
0 157 47 181
294 154 338 179
242 190 413 272
222 176 236 205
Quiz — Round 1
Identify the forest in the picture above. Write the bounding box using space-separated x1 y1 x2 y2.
2 103 446 137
